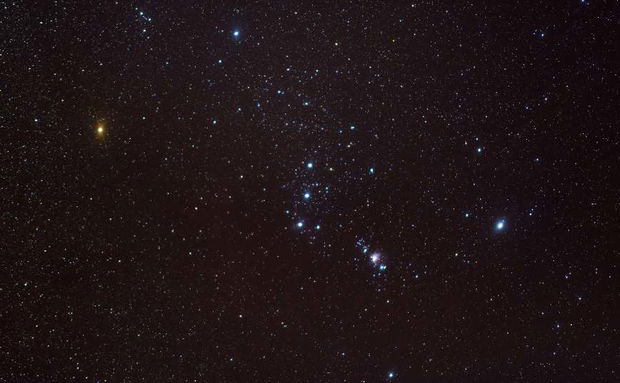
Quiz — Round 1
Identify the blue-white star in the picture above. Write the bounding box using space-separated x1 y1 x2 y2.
495 219 506 231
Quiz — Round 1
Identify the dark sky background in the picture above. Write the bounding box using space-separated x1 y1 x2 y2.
2 1 619 382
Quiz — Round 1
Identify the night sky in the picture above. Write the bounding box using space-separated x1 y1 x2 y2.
2 1 619 381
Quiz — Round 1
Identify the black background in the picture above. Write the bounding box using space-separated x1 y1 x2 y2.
2 1 618 381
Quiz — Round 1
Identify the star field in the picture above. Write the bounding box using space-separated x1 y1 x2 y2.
2 1 619 381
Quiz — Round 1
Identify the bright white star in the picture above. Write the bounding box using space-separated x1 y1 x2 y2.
496 219 505 231
370 253 380 264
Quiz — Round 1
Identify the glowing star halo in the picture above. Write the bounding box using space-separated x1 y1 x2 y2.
96 122 106 137
495 219 506 231
370 252 380 264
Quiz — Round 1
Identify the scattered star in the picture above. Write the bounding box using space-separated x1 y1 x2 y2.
4 2 614 381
